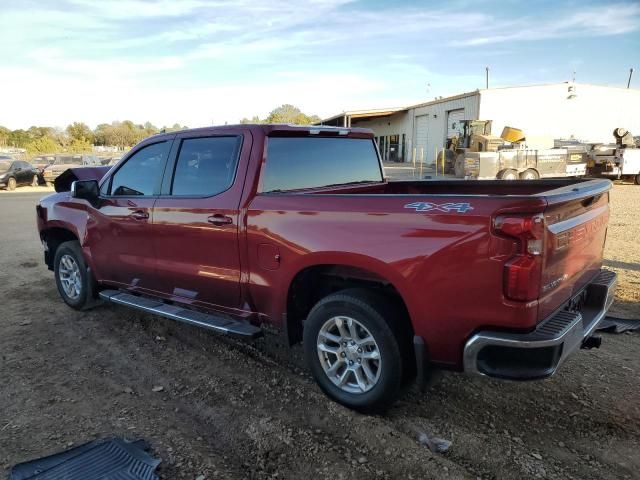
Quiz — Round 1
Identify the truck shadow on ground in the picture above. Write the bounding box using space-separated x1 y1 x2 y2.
603 259 640 272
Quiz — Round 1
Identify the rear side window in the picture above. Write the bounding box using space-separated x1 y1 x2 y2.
110 142 169 196
171 136 241 196
261 137 382 192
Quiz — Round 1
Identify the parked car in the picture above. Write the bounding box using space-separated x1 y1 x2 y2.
32 155 56 173
36 124 617 411
0 159 40 190
43 154 100 186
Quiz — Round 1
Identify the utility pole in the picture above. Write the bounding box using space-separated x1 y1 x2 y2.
485 66 489 89
628 68 634 89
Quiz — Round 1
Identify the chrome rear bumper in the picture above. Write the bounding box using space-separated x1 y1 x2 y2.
463 269 617 380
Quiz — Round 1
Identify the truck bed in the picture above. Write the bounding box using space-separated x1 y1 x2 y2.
309 178 606 197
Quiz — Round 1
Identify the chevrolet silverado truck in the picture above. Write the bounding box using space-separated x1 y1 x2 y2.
36 124 617 411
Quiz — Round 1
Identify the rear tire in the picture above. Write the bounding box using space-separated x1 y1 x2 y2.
54 241 98 310
498 169 518 180
7 177 16 191
31 175 39 187
303 288 407 413
520 169 539 180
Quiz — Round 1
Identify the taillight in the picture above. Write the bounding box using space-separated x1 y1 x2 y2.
494 214 545 301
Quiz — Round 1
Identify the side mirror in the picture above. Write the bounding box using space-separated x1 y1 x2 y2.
71 180 100 207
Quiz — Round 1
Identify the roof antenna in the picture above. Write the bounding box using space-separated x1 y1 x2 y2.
485 66 489 89
628 68 634 89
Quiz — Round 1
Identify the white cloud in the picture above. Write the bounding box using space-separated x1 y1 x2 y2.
67 0 212 18
454 3 640 46
1 1 638 129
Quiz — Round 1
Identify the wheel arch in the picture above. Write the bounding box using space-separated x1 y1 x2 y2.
283 256 414 348
41 225 80 270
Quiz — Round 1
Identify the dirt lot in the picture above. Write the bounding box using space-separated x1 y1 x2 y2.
0 184 638 480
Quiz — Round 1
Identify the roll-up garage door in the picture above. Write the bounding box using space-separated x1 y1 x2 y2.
447 109 465 138
414 115 428 161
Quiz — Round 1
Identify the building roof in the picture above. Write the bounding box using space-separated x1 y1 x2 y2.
319 82 640 124
319 107 407 124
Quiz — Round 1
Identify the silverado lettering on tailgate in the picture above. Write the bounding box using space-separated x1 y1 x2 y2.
555 212 609 251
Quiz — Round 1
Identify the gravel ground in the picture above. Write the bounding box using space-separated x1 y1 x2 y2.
0 183 638 480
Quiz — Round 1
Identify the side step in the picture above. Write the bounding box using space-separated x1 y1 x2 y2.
99 290 262 339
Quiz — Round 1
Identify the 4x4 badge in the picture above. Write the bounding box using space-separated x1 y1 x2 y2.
404 202 474 213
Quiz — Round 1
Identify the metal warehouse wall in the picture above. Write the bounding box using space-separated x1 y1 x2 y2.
352 111 413 138
351 112 413 161
408 93 480 163
479 84 640 144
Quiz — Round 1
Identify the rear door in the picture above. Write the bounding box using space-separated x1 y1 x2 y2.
151 130 248 311
88 139 172 292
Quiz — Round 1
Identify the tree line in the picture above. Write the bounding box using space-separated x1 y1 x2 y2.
0 105 321 156
0 121 188 155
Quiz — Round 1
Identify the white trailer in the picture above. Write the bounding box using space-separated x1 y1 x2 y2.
592 148 640 184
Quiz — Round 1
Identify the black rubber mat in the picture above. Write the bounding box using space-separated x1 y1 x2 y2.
9 438 160 480
598 316 640 334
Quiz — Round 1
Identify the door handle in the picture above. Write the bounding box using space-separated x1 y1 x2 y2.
207 214 233 226
130 210 149 220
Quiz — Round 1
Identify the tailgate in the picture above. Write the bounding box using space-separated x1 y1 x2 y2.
538 182 611 320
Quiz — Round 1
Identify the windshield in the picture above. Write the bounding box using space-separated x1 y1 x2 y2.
0 160 12 172
261 137 382 192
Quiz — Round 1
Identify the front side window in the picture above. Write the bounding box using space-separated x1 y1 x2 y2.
261 137 382 192
110 142 169 196
171 136 241 196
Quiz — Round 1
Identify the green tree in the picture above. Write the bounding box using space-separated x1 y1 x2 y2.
27 126 55 140
142 121 159 138
240 116 262 124
26 136 59 154
8 129 30 148
66 122 94 144
241 105 320 125
94 123 111 146
265 104 318 125
67 139 93 153
0 126 10 147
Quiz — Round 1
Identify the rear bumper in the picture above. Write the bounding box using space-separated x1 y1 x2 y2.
463 269 617 380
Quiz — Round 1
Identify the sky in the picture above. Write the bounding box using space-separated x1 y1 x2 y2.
1 0 639 130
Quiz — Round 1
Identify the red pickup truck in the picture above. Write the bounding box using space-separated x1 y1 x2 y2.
36 124 617 411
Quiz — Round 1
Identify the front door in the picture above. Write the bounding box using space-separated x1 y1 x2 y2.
88 139 172 293
152 131 248 312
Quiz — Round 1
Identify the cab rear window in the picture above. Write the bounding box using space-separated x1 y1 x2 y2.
261 137 382 192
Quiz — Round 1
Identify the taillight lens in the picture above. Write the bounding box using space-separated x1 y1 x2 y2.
494 214 545 301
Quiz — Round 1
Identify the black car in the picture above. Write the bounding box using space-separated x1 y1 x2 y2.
0 159 40 190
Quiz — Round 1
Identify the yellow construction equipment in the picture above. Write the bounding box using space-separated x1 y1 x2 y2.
500 126 526 144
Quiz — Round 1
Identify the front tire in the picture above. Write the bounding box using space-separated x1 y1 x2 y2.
303 289 406 413
54 241 97 310
31 175 39 187
7 177 16 190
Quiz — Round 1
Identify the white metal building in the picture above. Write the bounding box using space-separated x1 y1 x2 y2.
319 83 640 163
